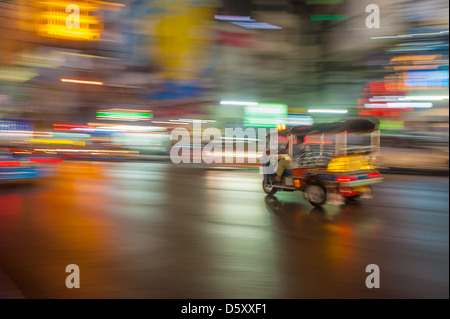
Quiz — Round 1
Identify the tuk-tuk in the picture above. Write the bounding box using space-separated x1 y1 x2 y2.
261 119 383 206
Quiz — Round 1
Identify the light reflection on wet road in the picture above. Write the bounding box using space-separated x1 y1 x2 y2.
0 162 448 298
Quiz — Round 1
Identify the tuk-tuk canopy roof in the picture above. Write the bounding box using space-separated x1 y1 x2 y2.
285 119 378 136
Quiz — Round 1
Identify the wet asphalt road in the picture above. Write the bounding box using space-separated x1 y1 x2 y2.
0 161 448 299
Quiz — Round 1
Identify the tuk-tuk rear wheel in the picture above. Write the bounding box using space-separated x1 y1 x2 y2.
305 181 327 207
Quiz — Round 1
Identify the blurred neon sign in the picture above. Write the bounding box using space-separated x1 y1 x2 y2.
36 1 102 41
244 103 288 127
405 70 449 88
96 109 153 121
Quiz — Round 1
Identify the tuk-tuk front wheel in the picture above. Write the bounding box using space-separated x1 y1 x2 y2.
263 179 278 196
305 181 327 207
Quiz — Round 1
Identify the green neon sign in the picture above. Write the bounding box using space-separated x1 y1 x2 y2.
244 103 288 128
96 110 153 121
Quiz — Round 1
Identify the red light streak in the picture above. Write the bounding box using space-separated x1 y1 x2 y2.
29 158 63 163
359 111 402 117
0 161 21 167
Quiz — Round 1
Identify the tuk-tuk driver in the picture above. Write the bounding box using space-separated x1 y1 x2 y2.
274 136 308 182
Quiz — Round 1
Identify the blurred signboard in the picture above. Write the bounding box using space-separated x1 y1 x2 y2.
244 103 288 127
0 119 34 141
286 114 314 126
137 0 215 100
35 0 102 41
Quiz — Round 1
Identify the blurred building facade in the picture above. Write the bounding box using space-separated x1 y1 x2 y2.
0 0 448 136
213 0 448 136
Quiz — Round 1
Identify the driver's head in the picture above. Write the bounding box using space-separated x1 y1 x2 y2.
296 136 305 144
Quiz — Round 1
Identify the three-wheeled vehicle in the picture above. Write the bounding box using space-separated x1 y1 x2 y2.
260 119 383 206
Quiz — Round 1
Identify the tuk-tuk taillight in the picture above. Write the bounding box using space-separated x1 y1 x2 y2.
336 176 357 183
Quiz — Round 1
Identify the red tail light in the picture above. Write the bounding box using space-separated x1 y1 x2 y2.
340 187 359 197
336 176 357 183
368 172 380 178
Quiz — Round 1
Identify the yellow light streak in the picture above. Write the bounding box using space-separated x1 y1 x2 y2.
35 149 140 154
61 79 103 85
93 1 125 7
36 1 98 10
40 13 101 24
30 139 86 147
391 55 439 62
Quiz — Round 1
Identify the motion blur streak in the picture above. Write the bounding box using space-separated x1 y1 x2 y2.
60 79 104 86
